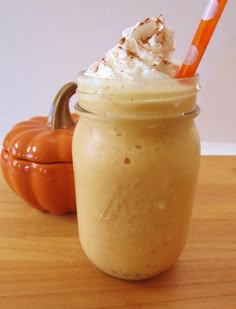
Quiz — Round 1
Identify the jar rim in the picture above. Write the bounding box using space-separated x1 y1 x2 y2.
78 70 199 82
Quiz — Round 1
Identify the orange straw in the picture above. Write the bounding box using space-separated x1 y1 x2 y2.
177 0 228 78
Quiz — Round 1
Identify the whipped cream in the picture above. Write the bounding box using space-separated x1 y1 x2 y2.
85 16 180 79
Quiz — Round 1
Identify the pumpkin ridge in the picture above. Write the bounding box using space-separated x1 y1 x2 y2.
3 127 47 149
4 153 72 165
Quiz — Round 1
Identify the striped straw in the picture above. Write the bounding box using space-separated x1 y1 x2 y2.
177 0 228 78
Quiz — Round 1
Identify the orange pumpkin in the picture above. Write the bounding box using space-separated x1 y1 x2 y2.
0 82 79 215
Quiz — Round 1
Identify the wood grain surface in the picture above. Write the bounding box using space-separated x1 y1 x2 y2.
0 156 236 309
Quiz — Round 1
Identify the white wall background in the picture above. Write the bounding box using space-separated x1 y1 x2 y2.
0 0 235 151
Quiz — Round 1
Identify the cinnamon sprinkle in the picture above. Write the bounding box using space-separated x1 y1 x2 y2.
162 60 170 65
119 37 126 45
156 16 164 25
118 45 141 60
141 35 153 44
127 50 141 61
139 17 150 26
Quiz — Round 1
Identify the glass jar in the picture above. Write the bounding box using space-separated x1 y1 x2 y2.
72 73 200 280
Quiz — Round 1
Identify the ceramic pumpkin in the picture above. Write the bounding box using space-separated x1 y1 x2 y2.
0 82 79 215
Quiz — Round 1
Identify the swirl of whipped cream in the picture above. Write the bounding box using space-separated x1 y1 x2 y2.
85 16 180 79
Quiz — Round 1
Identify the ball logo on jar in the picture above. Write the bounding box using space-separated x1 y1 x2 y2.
99 176 176 221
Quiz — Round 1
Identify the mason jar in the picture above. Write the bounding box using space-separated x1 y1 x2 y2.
72 72 200 280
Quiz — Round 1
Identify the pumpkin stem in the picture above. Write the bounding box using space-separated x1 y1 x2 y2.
47 82 77 129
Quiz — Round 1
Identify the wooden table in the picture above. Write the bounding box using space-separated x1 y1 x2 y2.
0 156 236 309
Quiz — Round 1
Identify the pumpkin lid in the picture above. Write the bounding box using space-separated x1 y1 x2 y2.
2 83 79 164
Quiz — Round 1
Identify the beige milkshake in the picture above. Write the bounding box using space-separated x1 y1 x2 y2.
73 16 200 280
